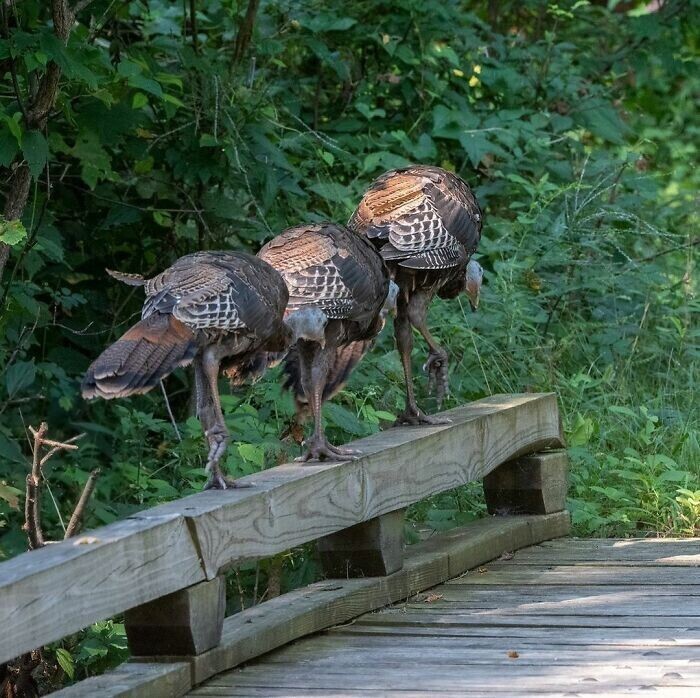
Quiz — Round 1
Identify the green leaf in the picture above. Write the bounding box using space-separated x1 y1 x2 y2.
56 648 74 680
132 92 149 109
299 14 356 32
0 218 27 246
0 434 24 464
21 130 48 178
324 403 366 436
308 181 351 204
5 360 36 397
0 483 22 510
459 132 491 167
71 131 112 189
3 114 22 146
238 443 265 467
576 100 629 144
128 74 163 98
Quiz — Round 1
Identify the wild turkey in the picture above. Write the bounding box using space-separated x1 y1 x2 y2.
258 223 396 461
349 165 483 425
81 251 326 489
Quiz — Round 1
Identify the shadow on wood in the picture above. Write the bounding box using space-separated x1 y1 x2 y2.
317 509 405 577
483 450 568 515
125 576 225 657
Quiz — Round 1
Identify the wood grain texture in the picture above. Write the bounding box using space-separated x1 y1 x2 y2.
184 512 569 685
0 514 205 665
189 535 699 697
146 393 564 578
0 393 562 664
52 661 191 698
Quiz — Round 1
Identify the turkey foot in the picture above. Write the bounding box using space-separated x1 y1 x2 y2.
423 348 449 408
295 435 359 463
203 426 253 490
394 404 452 427
204 464 246 491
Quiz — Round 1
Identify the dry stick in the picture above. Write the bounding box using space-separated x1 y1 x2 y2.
64 468 101 539
24 425 86 549
160 380 182 442
24 423 48 550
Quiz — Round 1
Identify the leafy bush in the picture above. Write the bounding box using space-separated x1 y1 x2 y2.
1 0 697 559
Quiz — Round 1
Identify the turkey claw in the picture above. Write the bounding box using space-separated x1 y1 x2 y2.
296 437 359 463
423 349 449 408
394 406 452 427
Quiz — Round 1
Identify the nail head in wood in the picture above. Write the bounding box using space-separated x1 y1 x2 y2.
124 575 225 657
483 450 568 515
317 509 405 577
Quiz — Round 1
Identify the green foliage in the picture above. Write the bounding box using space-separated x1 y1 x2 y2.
0 4 698 676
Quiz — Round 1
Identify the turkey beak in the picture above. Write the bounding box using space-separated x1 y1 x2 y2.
465 280 480 313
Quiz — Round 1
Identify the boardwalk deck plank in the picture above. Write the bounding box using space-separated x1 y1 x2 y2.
188 537 700 697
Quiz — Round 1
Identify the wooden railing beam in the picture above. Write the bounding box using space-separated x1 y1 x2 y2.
0 393 564 665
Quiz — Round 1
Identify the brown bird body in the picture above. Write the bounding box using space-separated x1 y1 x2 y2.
258 223 391 461
82 251 292 489
349 165 483 424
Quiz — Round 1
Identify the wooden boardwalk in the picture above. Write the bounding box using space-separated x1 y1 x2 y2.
189 538 700 697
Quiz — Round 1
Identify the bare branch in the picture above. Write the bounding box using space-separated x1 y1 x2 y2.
23 425 87 548
23 423 47 550
160 381 182 442
233 0 259 65
64 468 100 539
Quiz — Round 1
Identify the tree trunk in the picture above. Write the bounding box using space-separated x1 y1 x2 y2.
0 1 94 283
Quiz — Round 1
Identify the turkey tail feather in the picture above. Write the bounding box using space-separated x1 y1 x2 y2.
82 314 197 400
106 269 146 286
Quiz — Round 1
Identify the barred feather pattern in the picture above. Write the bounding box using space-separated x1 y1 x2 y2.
348 165 482 271
83 251 290 399
258 223 389 324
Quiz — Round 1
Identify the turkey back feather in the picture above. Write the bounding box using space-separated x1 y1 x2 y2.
81 313 197 400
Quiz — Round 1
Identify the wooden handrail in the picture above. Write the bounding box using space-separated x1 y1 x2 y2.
0 393 564 665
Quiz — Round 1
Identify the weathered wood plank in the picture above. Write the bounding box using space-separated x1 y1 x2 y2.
0 393 562 665
262 641 700 665
445 564 700 585
0 515 206 665
196 664 700 692
396 593 700 616
334 623 700 645
125 576 226 656
52 661 191 698
317 508 406 577
498 538 700 565
145 394 564 578
191 690 696 698
357 610 700 628
483 450 568 514
181 512 569 685
333 617 700 648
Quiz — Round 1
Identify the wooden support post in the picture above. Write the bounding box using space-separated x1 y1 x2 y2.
124 576 225 657
317 509 405 577
483 450 568 515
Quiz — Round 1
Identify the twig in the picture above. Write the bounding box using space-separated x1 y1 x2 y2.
160 380 182 442
23 425 87 549
23 423 47 550
65 469 101 539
